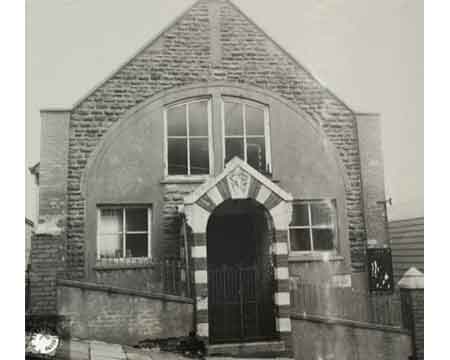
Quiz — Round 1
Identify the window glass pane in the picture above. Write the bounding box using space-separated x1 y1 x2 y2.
225 138 244 163
311 201 334 226
168 138 188 175
291 204 309 226
247 137 266 172
190 138 210 175
126 234 148 257
99 209 123 233
289 229 311 251
167 105 187 136
224 102 243 135
189 101 208 136
126 208 148 232
99 234 123 258
312 229 334 250
246 105 265 135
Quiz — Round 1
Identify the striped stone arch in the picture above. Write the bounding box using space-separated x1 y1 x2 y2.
182 157 294 348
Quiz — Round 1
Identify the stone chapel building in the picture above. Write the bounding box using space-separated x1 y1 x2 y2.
30 0 389 355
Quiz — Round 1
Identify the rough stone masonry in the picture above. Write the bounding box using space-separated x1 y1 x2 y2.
32 0 376 313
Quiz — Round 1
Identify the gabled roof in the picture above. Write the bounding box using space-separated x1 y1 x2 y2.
46 0 353 113
184 157 293 205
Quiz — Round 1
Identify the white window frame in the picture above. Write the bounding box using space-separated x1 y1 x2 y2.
96 205 152 260
163 97 214 179
221 97 272 173
288 200 337 254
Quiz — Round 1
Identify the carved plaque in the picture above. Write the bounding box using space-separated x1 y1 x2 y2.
227 167 251 199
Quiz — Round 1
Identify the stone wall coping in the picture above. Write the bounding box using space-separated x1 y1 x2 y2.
160 177 209 185
56 279 194 304
93 263 156 271
291 312 410 335
288 253 344 263
397 267 424 289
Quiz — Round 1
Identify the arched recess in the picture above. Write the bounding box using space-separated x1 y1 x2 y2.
80 81 350 199
78 81 351 295
181 157 293 345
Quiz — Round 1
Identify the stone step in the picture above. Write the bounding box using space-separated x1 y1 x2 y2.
207 340 289 358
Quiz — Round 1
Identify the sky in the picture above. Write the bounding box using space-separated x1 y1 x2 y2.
25 0 423 222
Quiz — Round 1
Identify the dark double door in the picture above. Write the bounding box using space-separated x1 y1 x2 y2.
206 200 276 344
208 264 275 343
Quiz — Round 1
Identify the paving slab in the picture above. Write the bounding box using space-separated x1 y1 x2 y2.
55 340 90 360
147 350 186 360
123 346 154 360
90 341 126 360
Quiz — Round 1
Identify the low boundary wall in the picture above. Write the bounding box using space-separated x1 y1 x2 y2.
291 313 412 360
56 279 194 345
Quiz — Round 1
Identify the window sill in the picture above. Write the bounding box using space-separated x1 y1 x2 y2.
94 259 155 270
288 252 344 263
160 176 211 185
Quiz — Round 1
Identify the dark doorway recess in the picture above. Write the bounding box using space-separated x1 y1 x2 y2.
207 199 276 344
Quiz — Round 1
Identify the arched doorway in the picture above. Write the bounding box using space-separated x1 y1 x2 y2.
206 199 276 344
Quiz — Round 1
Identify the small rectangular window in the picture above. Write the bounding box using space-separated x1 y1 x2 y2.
165 99 212 176
289 200 337 253
223 99 271 174
97 206 152 260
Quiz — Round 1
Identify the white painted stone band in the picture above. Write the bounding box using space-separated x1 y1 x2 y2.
207 186 223 206
274 292 290 306
197 323 209 337
273 242 288 255
194 270 208 284
276 317 292 332
185 203 210 234
274 267 289 280
191 246 207 258
256 185 271 204
196 296 208 310
270 201 292 230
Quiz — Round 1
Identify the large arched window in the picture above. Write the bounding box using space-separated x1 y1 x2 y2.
222 97 271 174
164 98 213 176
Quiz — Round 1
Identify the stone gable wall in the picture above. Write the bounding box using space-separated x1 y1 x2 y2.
66 0 366 280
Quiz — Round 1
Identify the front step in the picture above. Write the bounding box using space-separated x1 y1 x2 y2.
207 340 290 358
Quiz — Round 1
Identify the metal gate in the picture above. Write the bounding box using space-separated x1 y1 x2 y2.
208 264 276 344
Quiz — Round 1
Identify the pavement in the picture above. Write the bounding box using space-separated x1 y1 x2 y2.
53 339 190 360
28 338 292 360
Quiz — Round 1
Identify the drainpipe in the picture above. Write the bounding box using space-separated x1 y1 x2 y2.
181 213 192 298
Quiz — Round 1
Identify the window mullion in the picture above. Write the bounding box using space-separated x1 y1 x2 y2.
243 104 247 162
122 208 126 258
264 107 271 173
186 104 191 175
97 209 101 260
308 203 314 251
147 208 152 259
